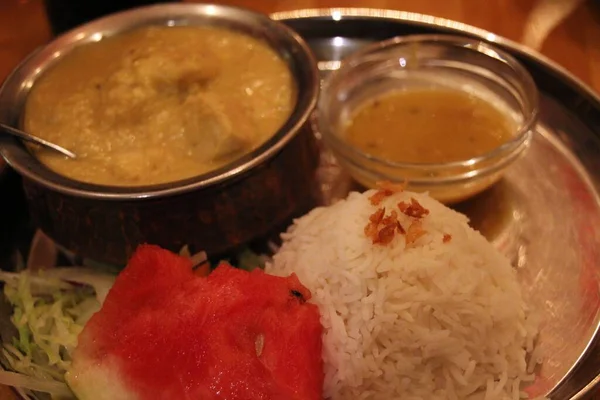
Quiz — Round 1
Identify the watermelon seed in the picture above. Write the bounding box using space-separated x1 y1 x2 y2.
290 290 306 303
255 334 265 357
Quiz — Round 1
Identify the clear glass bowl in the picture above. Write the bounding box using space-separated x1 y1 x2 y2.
315 34 539 204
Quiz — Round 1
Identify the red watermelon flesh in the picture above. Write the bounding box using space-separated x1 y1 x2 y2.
65 245 324 400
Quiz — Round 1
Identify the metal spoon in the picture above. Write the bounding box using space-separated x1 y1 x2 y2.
0 123 77 159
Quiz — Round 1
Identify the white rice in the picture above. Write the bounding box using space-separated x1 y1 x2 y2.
266 190 541 400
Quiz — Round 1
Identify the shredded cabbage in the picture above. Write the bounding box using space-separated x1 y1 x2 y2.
0 370 72 399
178 244 269 272
236 248 269 272
0 268 115 399
178 245 208 269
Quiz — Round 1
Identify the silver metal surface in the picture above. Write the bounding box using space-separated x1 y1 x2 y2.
0 123 76 159
272 8 600 400
0 3 319 200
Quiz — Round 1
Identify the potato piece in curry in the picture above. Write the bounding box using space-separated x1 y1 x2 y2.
24 26 296 186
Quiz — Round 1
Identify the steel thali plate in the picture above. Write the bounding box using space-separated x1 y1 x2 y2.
1 8 600 400
271 8 600 400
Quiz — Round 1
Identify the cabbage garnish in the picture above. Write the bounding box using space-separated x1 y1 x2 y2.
0 268 115 399
236 247 269 271
179 245 208 269
0 370 72 398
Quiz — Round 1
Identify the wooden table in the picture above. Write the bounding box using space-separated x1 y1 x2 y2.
0 0 600 399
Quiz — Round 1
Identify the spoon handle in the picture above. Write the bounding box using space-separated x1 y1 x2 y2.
0 123 76 159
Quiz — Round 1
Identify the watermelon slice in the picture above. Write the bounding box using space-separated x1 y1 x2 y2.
65 245 323 400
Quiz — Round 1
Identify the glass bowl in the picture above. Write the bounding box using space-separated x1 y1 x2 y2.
314 34 539 204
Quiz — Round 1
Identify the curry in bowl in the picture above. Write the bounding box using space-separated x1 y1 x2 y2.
343 87 517 164
24 25 296 186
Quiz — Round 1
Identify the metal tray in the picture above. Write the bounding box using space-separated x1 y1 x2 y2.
1 8 600 400
272 8 600 400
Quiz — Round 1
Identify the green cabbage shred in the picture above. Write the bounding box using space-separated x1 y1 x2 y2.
0 268 115 399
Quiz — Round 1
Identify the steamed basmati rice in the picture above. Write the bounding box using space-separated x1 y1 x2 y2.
266 190 540 400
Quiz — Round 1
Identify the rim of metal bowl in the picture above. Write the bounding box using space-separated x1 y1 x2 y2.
0 3 319 200
317 34 539 176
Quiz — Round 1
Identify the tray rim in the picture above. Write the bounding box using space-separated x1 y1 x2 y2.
271 8 600 111
271 7 600 400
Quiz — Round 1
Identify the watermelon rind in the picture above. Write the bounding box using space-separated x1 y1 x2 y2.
65 358 137 400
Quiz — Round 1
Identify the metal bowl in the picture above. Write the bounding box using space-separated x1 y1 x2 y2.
0 161 29 269
0 3 320 265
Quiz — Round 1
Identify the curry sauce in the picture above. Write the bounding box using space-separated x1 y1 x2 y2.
343 88 515 164
25 26 295 186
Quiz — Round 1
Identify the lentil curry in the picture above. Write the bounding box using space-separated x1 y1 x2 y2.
343 88 515 164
